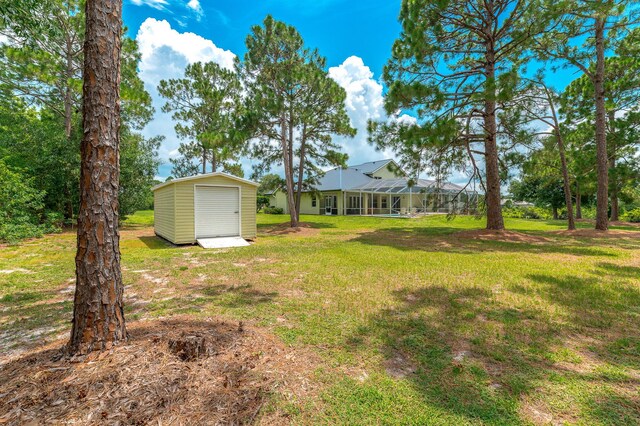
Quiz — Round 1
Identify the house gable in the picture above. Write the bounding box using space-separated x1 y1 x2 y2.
347 159 405 180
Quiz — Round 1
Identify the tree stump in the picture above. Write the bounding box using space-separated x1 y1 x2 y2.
168 334 211 361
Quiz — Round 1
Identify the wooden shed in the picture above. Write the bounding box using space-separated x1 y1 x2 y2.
152 172 258 245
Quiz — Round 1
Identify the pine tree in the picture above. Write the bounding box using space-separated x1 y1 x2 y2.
383 0 545 230
69 0 126 354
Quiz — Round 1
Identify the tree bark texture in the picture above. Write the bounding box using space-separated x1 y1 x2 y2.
594 17 609 231
295 127 307 222
607 111 618 222
483 31 504 230
576 183 582 219
69 0 126 355
555 130 575 230
281 115 299 227
64 36 74 140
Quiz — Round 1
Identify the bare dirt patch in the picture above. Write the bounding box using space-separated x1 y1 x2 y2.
260 222 321 237
0 268 34 274
454 230 550 244
383 351 418 379
0 317 319 425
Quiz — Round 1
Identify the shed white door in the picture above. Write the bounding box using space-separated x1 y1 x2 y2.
195 186 240 238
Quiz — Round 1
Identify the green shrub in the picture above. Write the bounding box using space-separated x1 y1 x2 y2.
502 206 551 220
0 161 60 243
621 208 640 223
257 195 270 212
577 206 597 220
263 206 284 214
42 212 64 233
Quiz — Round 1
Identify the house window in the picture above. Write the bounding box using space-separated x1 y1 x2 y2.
373 196 378 208
348 196 361 209
381 197 388 209
312 196 316 207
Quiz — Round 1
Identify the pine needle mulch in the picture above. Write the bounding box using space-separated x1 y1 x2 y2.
0 317 318 425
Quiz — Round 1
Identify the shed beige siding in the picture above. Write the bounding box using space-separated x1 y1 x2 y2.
153 184 175 242
153 174 257 245
172 176 256 244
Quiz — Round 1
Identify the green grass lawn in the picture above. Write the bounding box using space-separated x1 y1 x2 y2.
1 211 639 424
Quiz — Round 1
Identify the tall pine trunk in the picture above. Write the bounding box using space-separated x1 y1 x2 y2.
69 0 126 355
575 182 582 219
557 132 576 230
594 17 609 231
64 36 74 140
483 37 504 230
295 127 307 222
610 147 618 221
548 90 575 230
607 111 618 222
281 115 298 227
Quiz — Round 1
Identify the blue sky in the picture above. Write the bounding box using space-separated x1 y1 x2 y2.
123 0 578 182
124 0 401 79
124 0 409 180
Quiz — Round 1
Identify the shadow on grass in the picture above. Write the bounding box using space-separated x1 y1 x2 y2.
523 262 640 372
343 267 640 424
257 220 337 230
199 284 278 308
146 284 278 316
138 236 175 250
349 227 628 257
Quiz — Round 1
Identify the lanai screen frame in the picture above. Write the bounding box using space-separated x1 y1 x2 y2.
344 178 478 215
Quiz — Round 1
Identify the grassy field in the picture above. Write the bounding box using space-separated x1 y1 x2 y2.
1 212 639 424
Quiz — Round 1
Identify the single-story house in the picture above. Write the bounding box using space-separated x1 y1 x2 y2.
152 172 258 244
269 159 478 216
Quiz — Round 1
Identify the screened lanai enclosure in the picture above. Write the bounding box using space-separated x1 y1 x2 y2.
320 178 480 216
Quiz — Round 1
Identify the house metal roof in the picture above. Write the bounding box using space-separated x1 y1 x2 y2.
269 159 472 195
347 159 396 175
314 167 374 191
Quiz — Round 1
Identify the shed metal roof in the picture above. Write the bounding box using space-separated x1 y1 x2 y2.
151 172 259 191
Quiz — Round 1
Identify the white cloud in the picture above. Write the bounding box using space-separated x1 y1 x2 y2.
186 0 203 19
129 0 205 21
135 18 236 172
130 0 169 11
328 56 395 165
